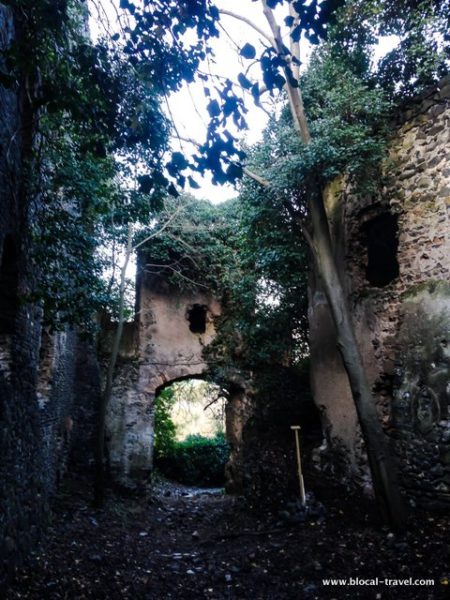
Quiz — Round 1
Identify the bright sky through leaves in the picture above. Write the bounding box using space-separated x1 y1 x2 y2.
88 0 398 203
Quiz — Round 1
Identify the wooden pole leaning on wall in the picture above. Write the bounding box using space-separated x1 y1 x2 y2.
291 425 306 506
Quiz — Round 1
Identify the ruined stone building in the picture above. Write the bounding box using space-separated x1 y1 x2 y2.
101 256 221 489
310 77 450 507
103 78 450 510
99 250 312 503
1 0 449 581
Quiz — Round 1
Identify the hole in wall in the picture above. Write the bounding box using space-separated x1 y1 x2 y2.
362 213 399 287
187 304 207 334
0 236 19 335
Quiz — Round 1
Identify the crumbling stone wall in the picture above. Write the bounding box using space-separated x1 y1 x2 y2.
0 4 103 581
101 258 321 503
309 77 450 506
67 338 102 469
36 329 78 491
0 4 44 580
102 256 221 489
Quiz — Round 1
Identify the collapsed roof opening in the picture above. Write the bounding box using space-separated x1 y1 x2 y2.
362 213 399 287
187 304 207 334
0 236 19 335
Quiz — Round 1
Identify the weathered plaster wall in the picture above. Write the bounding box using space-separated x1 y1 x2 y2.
103 262 221 488
101 265 317 506
309 77 450 504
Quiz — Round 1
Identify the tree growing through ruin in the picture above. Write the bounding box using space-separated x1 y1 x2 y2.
215 0 405 529
116 0 448 528
94 199 189 507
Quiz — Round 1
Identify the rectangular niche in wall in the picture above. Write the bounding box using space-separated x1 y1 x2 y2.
0 235 19 334
362 213 399 287
187 304 207 334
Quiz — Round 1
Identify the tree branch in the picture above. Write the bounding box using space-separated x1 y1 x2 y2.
219 9 276 50
242 166 270 187
133 203 185 251
282 200 315 255
260 0 311 143
172 135 271 189
289 2 301 82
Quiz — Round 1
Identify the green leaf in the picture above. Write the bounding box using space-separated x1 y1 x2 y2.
207 99 221 118
240 43 256 59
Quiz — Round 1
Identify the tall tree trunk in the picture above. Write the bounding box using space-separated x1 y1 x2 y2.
308 188 405 528
260 0 406 529
94 223 133 507
92 206 183 506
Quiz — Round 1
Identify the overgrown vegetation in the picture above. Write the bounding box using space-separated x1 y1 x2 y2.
154 386 229 487
2 0 448 517
153 387 177 463
122 0 447 527
157 433 230 487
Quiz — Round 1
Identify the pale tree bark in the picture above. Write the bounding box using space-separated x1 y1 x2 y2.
259 0 405 529
94 205 185 507
221 0 405 528
94 222 133 507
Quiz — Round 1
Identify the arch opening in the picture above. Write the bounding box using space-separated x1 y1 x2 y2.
153 377 231 488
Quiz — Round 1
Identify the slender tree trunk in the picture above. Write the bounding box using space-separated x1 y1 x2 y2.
259 0 406 529
92 206 183 506
308 188 405 529
94 223 133 507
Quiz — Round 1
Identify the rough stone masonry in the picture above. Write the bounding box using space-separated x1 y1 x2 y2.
309 76 450 508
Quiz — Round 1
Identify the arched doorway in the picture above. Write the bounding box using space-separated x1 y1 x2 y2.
153 378 231 489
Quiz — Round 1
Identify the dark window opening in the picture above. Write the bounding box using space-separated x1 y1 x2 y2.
187 304 207 334
363 213 399 287
0 236 19 335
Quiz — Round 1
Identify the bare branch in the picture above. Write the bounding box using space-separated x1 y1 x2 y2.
219 9 276 50
165 232 202 260
132 202 186 251
204 394 222 411
243 166 270 187
164 94 184 149
260 0 311 144
173 135 200 149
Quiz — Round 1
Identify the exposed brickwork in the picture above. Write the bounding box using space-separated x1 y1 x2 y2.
309 77 450 506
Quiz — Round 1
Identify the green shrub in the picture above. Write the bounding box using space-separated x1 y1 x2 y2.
157 432 230 486
153 388 177 461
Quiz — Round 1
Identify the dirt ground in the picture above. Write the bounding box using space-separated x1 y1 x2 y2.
5 472 450 600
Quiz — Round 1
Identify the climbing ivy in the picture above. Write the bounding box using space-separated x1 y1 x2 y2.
153 387 177 462
0 0 183 331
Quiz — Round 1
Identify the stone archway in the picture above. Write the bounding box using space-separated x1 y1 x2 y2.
103 265 221 490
